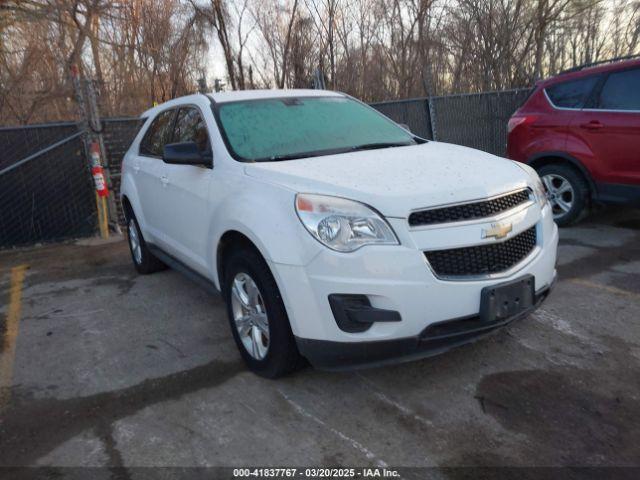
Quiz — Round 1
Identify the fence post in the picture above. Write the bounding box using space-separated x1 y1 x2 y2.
422 69 438 141
427 97 437 141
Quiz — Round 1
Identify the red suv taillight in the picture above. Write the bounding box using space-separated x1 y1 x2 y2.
508 115 538 134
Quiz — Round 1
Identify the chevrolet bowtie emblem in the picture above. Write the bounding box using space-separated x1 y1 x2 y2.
482 222 513 240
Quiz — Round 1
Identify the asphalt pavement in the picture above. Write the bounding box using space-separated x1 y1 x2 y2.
0 207 639 476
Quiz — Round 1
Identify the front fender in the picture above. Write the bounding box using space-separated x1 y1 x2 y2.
207 181 323 289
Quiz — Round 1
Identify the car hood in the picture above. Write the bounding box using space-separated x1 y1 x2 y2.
243 142 531 218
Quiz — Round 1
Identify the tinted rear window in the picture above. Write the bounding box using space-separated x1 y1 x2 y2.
598 68 640 110
545 76 599 109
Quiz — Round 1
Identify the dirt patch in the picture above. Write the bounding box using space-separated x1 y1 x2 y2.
474 368 640 466
89 273 137 297
0 241 131 288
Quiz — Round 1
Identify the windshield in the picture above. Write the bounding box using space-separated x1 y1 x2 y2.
215 96 417 161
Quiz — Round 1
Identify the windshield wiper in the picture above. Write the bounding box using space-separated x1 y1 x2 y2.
349 142 413 152
259 146 352 161
265 152 311 161
256 142 413 162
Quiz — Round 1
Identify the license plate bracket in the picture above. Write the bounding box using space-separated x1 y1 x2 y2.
480 275 535 323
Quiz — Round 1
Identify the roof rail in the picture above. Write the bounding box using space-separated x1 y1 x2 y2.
559 54 640 75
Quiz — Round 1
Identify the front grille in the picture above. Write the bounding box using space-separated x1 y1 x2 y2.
409 189 532 227
424 226 537 278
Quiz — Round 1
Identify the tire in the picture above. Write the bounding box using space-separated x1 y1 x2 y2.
126 214 166 274
537 164 589 227
223 247 302 378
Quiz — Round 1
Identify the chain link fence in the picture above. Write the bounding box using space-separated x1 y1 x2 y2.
0 123 96 248
1 88 532 249
370 98 433 139
371 88 533 156
430 88 533 155
0 120 142 249
102 118 145 225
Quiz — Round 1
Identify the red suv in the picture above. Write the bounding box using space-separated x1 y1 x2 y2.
507 57 640 225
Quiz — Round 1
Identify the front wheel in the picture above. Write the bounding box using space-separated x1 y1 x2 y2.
537 164 589 227
223 248 301 378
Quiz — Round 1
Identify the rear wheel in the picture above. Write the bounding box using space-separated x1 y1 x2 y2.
223 247 301 378
126 214 166 274
537 164 589 226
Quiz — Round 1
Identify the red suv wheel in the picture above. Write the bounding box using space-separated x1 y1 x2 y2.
537 164 589 226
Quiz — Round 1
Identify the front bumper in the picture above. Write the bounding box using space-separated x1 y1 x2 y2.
268 201 558 368
295 277 555 370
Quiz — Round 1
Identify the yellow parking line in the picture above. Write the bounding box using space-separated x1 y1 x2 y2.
0 264 28 410
570 278 640 301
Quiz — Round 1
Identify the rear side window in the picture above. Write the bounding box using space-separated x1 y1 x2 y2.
545 76 599 109
139 110 175 157
597 68 640 111
172 107 211 154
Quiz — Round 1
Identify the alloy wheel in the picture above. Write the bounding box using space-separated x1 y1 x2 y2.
230 272 270 360
128 219 143 264
541 173 575 220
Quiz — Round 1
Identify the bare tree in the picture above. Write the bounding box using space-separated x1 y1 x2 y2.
2 0 639 124
253 0 301 88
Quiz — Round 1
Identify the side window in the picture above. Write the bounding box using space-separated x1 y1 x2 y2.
545 76 599 109
597 69 640 111
139 110 175 157
172 107 211 155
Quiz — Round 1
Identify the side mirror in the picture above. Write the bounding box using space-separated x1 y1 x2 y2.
163 142 210 166
398 123 412 133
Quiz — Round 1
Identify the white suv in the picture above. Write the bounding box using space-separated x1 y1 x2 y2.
121 89 558 378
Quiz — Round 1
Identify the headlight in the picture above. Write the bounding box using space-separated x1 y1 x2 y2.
532 176 549 208
295 194 399 252
512 161 548 208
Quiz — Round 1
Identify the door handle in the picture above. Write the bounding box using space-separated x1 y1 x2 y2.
160 175 169 186
133 163 140 173
580 121 604 130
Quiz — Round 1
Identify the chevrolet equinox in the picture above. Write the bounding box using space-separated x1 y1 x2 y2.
121 90 558 378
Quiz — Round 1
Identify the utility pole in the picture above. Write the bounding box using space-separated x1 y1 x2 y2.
214 78 226 92
70 64 120 239
198 76 208 93
312 67 326 90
